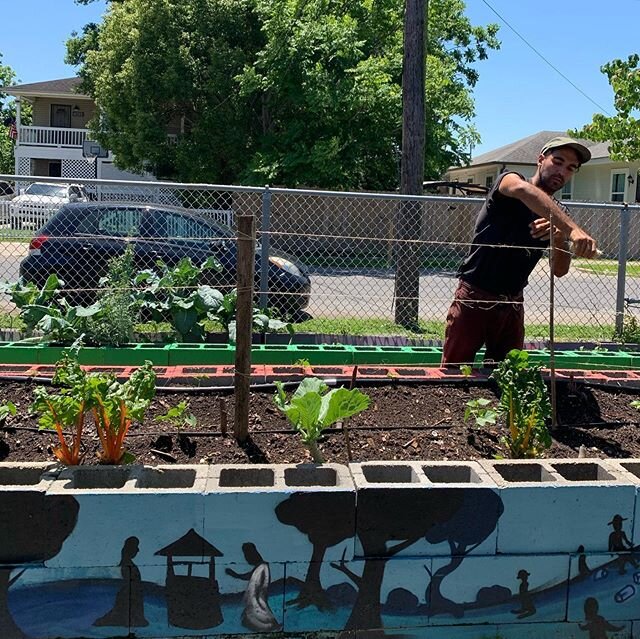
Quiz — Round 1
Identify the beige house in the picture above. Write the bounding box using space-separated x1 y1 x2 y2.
6 77 163 182
445 130 640 204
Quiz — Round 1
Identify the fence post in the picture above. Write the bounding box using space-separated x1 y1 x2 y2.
259 185 272 310
615 203 630 337
234 214 256 443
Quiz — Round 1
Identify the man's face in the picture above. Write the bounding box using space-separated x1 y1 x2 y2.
536 147 580 194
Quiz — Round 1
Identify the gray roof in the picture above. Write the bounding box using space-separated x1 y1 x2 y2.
470 130 608 166
6 77 88 98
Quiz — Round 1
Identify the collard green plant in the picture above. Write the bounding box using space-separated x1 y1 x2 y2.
464 349 551 458
135 257 223 342
273 377 370 464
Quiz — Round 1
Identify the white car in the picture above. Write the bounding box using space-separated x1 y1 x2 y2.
10 182 88 230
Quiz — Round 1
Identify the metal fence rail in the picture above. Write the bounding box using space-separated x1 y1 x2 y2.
0 173 638 343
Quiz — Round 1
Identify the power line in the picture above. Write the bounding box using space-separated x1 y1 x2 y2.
480 0 613 117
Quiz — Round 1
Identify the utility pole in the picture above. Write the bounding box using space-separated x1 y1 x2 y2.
394 0 426 328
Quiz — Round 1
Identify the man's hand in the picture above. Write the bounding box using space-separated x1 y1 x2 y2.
568 228 598 258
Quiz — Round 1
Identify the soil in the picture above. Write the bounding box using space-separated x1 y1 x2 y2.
2 378 640 466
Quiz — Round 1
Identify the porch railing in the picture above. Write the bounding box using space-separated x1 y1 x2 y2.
18 126 89 148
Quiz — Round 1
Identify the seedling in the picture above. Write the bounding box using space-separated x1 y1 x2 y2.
273 377 370 464
157 400 197 429
460 364 473 377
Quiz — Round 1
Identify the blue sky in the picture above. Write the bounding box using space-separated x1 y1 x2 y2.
1 0 638 158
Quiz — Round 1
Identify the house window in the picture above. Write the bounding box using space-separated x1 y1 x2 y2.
485 175 494 188
560 178 573 200
466 176 474 184
50 104 71 128
611 171 628 202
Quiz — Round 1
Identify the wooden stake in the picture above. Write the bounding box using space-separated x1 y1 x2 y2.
234 214 255 442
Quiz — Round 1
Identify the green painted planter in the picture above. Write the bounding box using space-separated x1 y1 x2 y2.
169 344 234 366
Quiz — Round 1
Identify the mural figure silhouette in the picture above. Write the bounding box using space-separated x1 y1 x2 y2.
225 543 280 632
607 514 638 575
95 536 148 628
510 569 536 619
579 597 624 638
577 545 591 578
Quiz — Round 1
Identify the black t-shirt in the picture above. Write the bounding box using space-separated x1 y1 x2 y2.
457 171 563 295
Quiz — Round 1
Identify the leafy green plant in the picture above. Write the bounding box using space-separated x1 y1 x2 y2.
215 290 293 342
84 246 138 346
32 353 156 465
0 401 16 424
135 257 223 342
273 377 370 464
460 364 472 377
157 400 197 429
90 362 157 464
32 352 93 465
464 349 551 459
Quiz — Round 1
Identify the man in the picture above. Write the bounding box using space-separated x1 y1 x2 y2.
441 136 598 366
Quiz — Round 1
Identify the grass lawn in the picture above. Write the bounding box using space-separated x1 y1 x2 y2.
574 259 640 277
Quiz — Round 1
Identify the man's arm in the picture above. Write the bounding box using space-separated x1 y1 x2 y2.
499 173 597 258
529 218 572 277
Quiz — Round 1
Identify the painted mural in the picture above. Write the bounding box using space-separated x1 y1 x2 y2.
1 487 639 638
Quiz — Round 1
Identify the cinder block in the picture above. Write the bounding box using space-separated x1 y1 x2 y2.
480 459 636 554
46 465 207 568
5 565 128 638
606 459 640 550
428 554 570 626
351 462 501 558
496 620 615 638
204 464 356 565
0 462 66 564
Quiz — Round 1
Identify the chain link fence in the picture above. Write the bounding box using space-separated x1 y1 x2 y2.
0 173 638 344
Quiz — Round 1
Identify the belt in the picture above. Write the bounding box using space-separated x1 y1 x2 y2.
458 280 523 302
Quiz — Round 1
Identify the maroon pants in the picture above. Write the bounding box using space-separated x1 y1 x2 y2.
441 280 525 366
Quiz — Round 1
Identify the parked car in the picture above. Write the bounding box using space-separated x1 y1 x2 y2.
10 182 88 230
19 202 311 314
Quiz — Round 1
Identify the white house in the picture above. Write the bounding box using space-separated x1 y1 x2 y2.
6 77 155 183
445 130 640 204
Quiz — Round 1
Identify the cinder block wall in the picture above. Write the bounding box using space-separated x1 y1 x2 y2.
1 459 640 639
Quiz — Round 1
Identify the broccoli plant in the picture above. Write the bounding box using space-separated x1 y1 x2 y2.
274 377 370 464
465 349 551 458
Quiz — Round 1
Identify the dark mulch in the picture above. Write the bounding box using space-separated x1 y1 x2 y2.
1 378 640 465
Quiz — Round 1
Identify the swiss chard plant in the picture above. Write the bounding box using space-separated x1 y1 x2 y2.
464 349 551 458
273 377 370 463
32 353 156 465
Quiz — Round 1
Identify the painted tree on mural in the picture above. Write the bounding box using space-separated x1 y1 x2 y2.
0 493 79 638
424 489 504 618
275 491 354 610
329 487 503 636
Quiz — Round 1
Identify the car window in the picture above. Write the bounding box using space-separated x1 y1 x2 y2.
25 184 67 198
167 213 217 240
69 186 82 197
94 208 142 237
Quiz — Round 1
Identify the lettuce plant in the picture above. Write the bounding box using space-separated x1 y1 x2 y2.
274 377 370 463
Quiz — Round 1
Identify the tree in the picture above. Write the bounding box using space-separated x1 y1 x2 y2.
67 0 498 189
0 55 18 175
571 54 640 162
275 491 354 611
0 492 79 638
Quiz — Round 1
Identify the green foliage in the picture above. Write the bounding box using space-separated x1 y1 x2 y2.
571 54 640 163
618 312 640 344
135 256 223 342
459 364 472 377
0 401 16 424
464 350 551 458
84 246 138 346
274 377 370 463
67 0 499 188
631 399 640 410
464 397 497 427
156 400 197 429
32 353 156 465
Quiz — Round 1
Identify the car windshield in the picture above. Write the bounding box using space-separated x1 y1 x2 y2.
25 184 68 198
